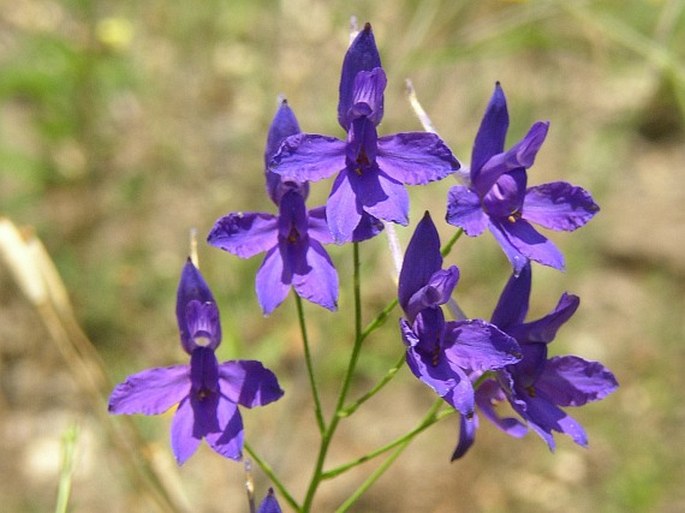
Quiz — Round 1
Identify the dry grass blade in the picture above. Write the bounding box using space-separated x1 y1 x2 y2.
0 217 189 513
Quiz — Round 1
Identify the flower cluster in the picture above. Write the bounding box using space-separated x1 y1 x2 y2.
269 24 460 243
109 19 618 511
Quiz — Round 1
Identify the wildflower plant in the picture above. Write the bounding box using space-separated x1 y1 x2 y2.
109 20 617 512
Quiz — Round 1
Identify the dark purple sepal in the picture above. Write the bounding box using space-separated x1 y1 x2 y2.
451 413 478 460
351 212 384 242
265 99 308 205
473 121 549 198
398 211 443 315
338 22 382 130
508 292 579 344
257 489 282 513
176 259 221 354
471 82 509 178
490 262 532 330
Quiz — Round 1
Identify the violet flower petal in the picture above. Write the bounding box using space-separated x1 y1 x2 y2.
257 489 282 513
523 182 600 232
292 239 339 311
265 99 308 205
184 300 221 350
398 211 442 315
256 246 292 315
270 133 346 182
474 121 549 197
205 399 244 461
536 355 619 407
352 212 385 242
338 23 382 130
511 342 549 388
399 318 420 348
265 100 301 166
452 413 478 460
207 213 279 259
490 263 532 330
376 132 460 185
190 393 220 438
217 360 284 408
490 217 565 271
471 82 509 177
514 390 588 450
326 171 363 243
487 220 530 276
482 168 527 219
349 68 386 126
445 185 488 237
351 168 409 226
406 346 474 415
108 365 189 415
509 292 579 343
475 379 527 438
443 319 521 371
404 267 459 322
177 259 220 354
171 397 202 465
307 206 335 244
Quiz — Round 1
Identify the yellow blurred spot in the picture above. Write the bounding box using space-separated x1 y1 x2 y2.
96 17 134 52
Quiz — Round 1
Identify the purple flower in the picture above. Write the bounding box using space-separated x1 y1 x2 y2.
446 83 599 275
208 99 382 315
398 212 521 415
257 488 282 513
270 24 460 243
108 259 284 465
453 262 618 459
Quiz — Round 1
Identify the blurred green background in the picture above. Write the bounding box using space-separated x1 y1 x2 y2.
1 0 684 512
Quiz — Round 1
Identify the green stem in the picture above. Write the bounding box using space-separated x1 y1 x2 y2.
332 400 452 512
441 228 464 257
301 242 364 512
341 352 405 417
324 399 452 479
360 298 398 340
244 443 299 512
295 294 326 433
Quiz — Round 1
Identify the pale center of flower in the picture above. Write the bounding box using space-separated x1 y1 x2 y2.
507 211 522 223
194 335 212 347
